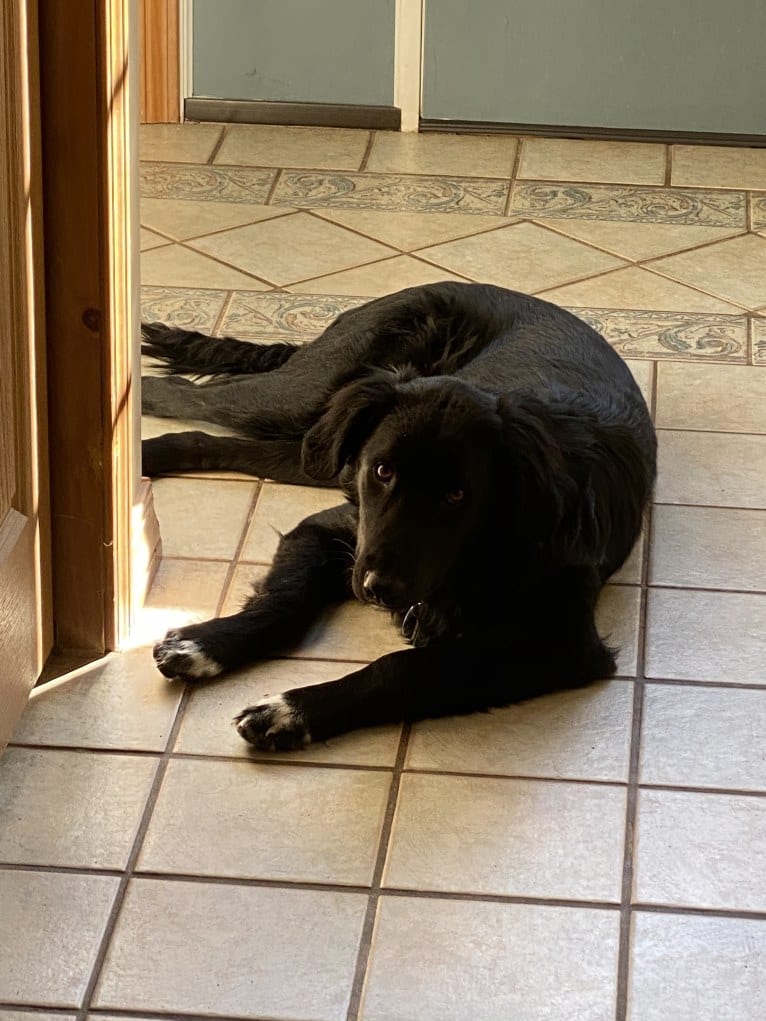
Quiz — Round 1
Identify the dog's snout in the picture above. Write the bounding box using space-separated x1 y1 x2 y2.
361 569 404 608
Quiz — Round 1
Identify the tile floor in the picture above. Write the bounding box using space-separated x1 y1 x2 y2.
3 124 766 1021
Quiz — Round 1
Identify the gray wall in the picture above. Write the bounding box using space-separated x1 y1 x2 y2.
423 0 766 133
193 0 396 106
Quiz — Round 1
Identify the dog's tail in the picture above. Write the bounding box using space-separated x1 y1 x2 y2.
141 322 299 378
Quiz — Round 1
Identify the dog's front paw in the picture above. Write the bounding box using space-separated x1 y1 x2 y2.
153 629 224 680
233 693 310 751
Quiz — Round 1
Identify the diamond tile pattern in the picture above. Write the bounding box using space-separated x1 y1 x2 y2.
6 125 766 1021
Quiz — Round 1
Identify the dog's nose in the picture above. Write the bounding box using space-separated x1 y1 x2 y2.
362 570 381 601
362 569 403 607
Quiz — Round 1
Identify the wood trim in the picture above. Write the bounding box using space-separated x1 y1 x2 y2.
0 0 52 744
185 98 402 130
394 0 423 132
38 0 140 653
140 0 180 123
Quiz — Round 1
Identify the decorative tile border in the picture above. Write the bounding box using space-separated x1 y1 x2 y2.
272 171 509 216
569 308 747 362
141 286 228 332
752 318 766 365
219 291 366 340
140 162 276 204
512 183 746 227
752 195 766 232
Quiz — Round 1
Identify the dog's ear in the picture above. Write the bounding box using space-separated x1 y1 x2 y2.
301 372 399 480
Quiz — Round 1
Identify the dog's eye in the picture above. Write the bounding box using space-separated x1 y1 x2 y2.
445 488 465 504
374 462 393 483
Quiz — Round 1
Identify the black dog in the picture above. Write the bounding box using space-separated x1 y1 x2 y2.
142 282 656 751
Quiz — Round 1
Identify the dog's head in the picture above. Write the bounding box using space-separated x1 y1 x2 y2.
301 369 577 610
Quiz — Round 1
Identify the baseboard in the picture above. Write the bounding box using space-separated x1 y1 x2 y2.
185 97 401 130
419 118 766 147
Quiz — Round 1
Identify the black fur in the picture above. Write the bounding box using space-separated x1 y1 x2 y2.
142 282 656 750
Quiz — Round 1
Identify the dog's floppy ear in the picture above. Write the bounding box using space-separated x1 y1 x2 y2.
301 372 399 480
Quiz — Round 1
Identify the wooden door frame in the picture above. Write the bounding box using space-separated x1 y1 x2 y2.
39 0 159 656
140 0 181 123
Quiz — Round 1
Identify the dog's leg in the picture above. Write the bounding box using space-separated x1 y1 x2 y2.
152 503 357 680
142 431 339 486
235 568 616 750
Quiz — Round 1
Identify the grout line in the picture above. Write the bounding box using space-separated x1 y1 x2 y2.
214 483 265 618
207 125 228 165
345 723 411 1021
359 131 376 172
664 145 673 187
172 208 298 247
264 168 282 206
747 192 754 233
503 138 525 216
175 238 278 289
73 683 194 1021
636 262 751 313
211 290 235 337
614 425 655 1020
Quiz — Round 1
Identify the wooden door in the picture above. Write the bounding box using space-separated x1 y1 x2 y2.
0 0 52 748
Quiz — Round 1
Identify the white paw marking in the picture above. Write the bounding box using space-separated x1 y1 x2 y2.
234 693 311 745
154 636 223 678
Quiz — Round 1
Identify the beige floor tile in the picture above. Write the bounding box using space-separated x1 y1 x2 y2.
650 233 766 309
0 870 118 1006
139 758 389 884
520 138 666 185
611 530 645 584
596 584 641 676
188 212 395 287
140 243 270 289
141 162 276 204
628 912 766 1021
534 218 742 261
649 505 766 591
540 265 741 313
293 599 406 661
367 132 517 178
645 588 766 684
671 143 766 190
407 680 633 782
656 361 766 433
634 788 766 910
139 227 170 252
0 1014 75 1021
140 123 223 163
141 197 292 241
135 558 229 645
655 430 766 508
360 897 619 1021
94 878 366 1019
219 562 268 616
417 221 625 293
241 483 346 563
287 255 471 296
640 684 766 790
384 773 626 900
215 124 370 170
175 656 402 766
0 748 156 869
10 647 182 751
220 290 364 341
151 477 256 558
316 208 508 251
624 359 654 411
